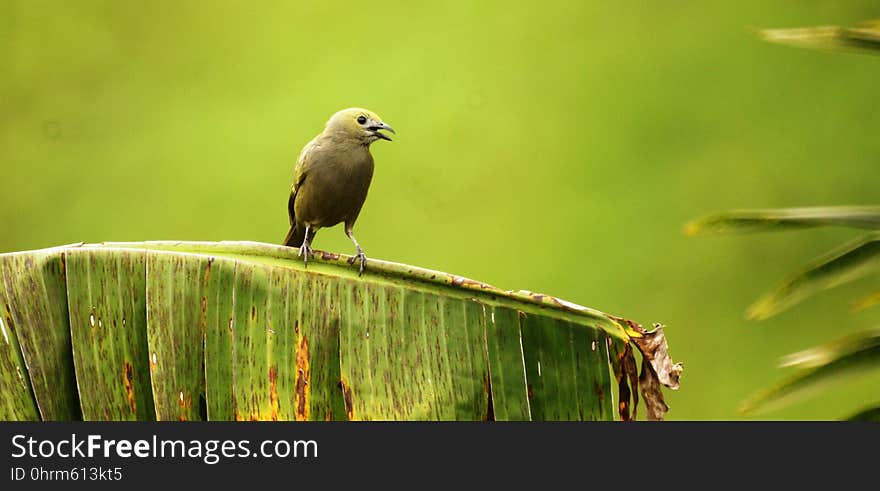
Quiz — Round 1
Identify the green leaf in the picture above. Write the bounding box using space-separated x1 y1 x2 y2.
485 306 531 420
65 248 156 421
846 405 880 421
739 329 880 415
852 291 880 312
201 257 237 420
0 246 80 420
0 241 679 421
758 22 880 55
339 286 490 420
746 234 880 320
0 255 40 420
685 206 880 236
146 252 212 421
779 328 880 369
293 272 347 421
521 313 613 421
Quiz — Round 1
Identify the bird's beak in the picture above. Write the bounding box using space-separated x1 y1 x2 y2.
368 121 395 141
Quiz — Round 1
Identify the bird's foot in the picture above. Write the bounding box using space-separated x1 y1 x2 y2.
347 251 367 276
298 242 313 267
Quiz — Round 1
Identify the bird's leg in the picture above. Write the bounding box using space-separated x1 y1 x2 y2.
345 227 367 275
298 224 313 267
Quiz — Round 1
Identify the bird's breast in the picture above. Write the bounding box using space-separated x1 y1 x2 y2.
295 146 374 227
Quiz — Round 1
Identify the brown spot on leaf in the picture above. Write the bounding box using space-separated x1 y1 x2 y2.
233 398 242 421
295 336 310 420
251 305 256 321
451 275 489 289
485 374 495 421
177 390 192 421
339 379 354 420
269 366 279 421
4 305 16 344
609 340 638 421
199 297 208 341
123 361 137 415
320 251 339 260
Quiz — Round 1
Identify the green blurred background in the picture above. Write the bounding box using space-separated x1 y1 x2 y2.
2 1 878 419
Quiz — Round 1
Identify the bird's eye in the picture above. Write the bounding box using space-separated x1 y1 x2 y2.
357 115 367 125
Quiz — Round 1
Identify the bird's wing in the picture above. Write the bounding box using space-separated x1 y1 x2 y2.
293 139 323 194
289 139 321 225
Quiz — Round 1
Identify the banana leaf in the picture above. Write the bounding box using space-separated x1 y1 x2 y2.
853 291 880 312
685 207 880 236
0 246 79 420
739 329 880 415
846 406 880 421
746 235 880 320
0 241 680 421
758 21 880 55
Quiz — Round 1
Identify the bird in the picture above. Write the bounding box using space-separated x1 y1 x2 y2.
282 107 395 275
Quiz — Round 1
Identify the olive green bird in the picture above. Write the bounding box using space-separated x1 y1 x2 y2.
283 108 395 274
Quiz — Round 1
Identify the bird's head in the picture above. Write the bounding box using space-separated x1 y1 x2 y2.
325 107 395 145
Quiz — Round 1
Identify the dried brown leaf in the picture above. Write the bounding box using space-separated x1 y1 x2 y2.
608 337 639 421
613 319 683 421
631 324 683 390
639 357 668 421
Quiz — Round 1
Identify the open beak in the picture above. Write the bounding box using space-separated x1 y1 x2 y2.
368 122 395 141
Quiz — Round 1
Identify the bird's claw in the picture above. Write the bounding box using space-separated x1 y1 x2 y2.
347 252 367 275
298 243 313 267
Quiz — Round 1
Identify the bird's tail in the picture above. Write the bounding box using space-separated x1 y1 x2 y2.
283 224 306 248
